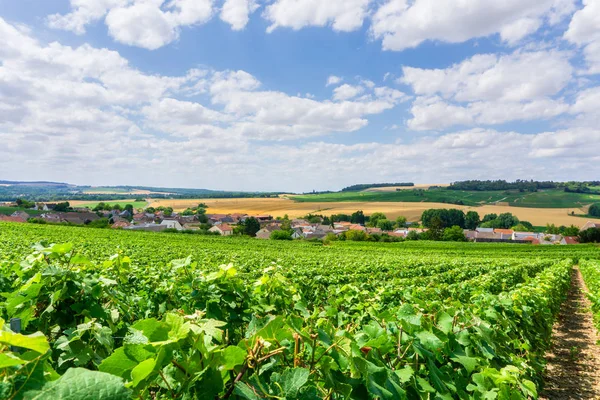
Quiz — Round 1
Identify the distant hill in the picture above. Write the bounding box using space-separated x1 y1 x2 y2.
0 180 70 187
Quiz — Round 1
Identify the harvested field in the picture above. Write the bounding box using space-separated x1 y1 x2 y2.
147 197 598 227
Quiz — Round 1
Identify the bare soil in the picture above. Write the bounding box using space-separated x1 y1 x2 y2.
541 268 600 399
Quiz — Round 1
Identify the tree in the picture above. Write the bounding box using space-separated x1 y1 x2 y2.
427 216 444 240
368 212 387 227
377 219 394 231
465 211 480 230
93 202 106 212
350 211 366 225
512 224 530 232
395 216 407 228
270 230 292 240
345 230 368 241
146 207 156 213
442 226 467 242
561 225 580 236
589 203 600 217
124 204 134 215
496 213 519 229
53 202 71 212
243 217 260 237
405 231 419 241
482 213 497 223
579 228 600 243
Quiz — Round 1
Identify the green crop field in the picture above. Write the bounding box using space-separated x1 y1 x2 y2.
0 222 599 399
0 206 44 216
293 188 600 209
77 200 148 210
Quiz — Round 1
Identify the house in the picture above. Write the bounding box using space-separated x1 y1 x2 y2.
513 232 539 241
291 228 304 239
581 221 600 231
256 224 282 239
0 215 27 223
464 230 477 241
124 224 167 232
11 211 30 220
111 221 131 229
60 212 101 225
562 236 579 245
476 227 494 234
209 223 234 236
230 213 248 223
180 223 196 231
494 229 514 240
41 213 62 223
254 215 273 222
348 224 366 232
160 220 183 231
304 230 328 240
366 227 383 235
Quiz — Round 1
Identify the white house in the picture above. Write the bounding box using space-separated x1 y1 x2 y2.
581 221 600 231
160 220 183 231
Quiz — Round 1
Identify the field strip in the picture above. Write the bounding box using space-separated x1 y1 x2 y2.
146 197 598 227
541 268 600 399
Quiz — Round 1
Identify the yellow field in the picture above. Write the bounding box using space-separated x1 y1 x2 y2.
147 197 598 228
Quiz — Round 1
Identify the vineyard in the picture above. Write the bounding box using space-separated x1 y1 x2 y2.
0 222 599 399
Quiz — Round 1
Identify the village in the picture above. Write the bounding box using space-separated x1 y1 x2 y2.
1 202 596 245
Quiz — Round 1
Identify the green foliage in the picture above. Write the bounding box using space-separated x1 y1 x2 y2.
395 216 407 228
368 212 387 227
579 228 600 243
589 203 600 217
443 226 467 242
0 222 597 399
579 261 600 333
422 209 465 229
376 219 394 231
271 230 292 240
465 211 480 230
243 217 261 237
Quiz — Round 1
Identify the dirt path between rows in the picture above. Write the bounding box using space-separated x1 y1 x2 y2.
541 268 600 399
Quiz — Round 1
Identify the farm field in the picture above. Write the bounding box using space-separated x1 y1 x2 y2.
73 200 148 210
0 206 44 216
292 188 600 209
0 222 599 398
147 197 599 227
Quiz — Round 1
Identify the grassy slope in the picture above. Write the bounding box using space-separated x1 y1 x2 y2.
0 207 45 216
77 200 148 210
293 189 600 209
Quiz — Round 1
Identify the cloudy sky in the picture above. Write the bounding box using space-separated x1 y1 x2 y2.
1 0 599 192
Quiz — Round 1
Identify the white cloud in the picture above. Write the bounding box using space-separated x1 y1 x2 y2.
47 0 126 35
401 50 572 102
47 0 214 50
564 0 600 74
401 50 573 130
326 75 343 86
264 0 371 33
220 0 259 30
371 0 575 51
332 84 364 101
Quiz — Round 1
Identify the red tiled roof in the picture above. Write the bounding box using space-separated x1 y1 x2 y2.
564 236 579 245
0 215 26 223
494 229 514 234
219 223 233 232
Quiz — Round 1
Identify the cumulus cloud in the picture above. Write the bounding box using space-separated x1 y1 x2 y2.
47 0 214 50
326 75 343 86
263 0 371 33
220 0 259 30
370 0 576 51
332 84 364 101
564 0 600 74
400 50 574 130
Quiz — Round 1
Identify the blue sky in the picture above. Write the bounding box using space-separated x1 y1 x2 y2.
1 0 599 192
